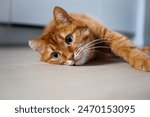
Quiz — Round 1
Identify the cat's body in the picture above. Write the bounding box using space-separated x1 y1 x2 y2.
29 6 150 71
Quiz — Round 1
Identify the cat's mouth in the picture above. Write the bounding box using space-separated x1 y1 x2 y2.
75 50 91 65
65 49 92 66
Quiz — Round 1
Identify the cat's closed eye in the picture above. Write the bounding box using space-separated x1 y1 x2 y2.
65 34 74 45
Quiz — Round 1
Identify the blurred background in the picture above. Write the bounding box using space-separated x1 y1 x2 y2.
0 0 150 47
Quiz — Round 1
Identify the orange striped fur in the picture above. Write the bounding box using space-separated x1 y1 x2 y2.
29 6 150 71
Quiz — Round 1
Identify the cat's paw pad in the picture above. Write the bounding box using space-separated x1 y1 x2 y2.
133 57 150 72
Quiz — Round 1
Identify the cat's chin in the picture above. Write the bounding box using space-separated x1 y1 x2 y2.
74 50 92 66
63 50 92 66
74 57 90 66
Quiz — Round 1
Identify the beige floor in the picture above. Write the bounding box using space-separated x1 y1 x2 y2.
0 47 150 100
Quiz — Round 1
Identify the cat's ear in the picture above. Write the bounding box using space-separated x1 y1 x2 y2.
29 38 45 53
53 6 73 24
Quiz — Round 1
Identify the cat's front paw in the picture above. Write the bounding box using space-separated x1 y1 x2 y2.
133 57 150 72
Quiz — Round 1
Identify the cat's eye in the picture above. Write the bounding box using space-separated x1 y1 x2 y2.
51 52 60 59
65 34 74 45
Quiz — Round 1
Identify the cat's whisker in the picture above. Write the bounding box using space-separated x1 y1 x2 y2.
75 39 108 57
75 39 100 53
75 47 83 58
84 40 108 50
77 45 110 58
83 46 110 51
82 39 107 50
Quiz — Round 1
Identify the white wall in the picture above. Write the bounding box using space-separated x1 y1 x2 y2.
11 0 51 25
0 0 149 46
100 0 137 33
0 0 10 23
144 0 150 46
10 0 138 34
11 0 103 25
134 0 146 47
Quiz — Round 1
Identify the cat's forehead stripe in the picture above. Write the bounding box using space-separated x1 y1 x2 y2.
58 26 88 39
72 26 86 33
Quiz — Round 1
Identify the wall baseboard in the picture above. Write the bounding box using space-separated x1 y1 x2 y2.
0 24 43 45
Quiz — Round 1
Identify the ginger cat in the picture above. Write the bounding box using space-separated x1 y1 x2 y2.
29 6 150 71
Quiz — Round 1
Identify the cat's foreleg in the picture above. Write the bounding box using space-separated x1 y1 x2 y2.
140 47 150 56
86 19 150 71
100 28 150 71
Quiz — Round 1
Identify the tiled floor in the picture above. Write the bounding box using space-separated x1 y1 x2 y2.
0 47 150 100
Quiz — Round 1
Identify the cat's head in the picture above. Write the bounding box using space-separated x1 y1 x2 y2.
29 6 95 65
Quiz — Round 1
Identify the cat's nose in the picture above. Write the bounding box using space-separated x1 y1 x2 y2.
65 60 75 66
